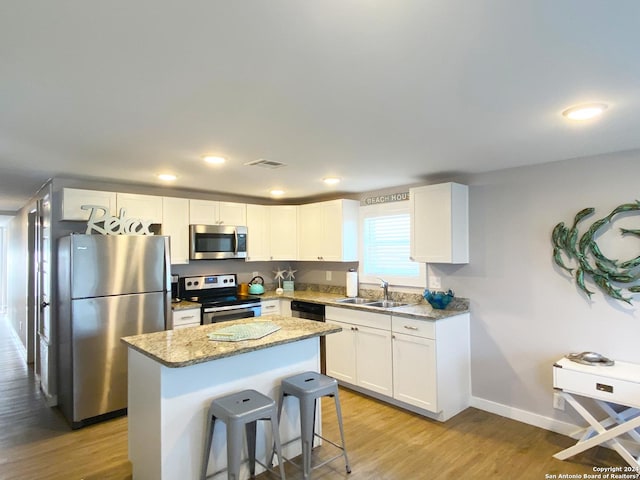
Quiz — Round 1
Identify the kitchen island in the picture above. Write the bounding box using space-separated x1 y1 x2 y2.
121 316 340 480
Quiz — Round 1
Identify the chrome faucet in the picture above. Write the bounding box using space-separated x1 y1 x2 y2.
377 278 389 301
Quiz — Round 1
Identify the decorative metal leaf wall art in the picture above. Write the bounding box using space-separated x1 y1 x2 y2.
551 201 640 304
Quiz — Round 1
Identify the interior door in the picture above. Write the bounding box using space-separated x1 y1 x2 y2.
36 193 54 401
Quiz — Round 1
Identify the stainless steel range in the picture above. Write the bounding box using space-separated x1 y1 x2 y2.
179 273 261 323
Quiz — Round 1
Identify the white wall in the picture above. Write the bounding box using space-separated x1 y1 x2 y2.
431 149 640 426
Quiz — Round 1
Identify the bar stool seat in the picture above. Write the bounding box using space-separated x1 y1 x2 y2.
201 389 286 480
274 371 351 479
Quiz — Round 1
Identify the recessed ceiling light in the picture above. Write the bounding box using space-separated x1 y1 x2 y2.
157 173 177 181
323 177 341 185
203 156 226 165
562 103 608 120
270 189 285 196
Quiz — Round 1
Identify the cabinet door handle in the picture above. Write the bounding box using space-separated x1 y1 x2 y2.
403 325 419 330
182 315 196 320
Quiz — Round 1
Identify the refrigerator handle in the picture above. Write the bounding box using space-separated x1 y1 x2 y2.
163 236 172 329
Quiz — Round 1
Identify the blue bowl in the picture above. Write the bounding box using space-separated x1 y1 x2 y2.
423 289 454 309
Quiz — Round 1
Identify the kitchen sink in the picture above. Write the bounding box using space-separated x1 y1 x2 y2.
336 297 371 304
335 298 409 308
363 300 408 308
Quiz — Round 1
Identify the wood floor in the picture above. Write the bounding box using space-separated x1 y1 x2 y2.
0 316 626 480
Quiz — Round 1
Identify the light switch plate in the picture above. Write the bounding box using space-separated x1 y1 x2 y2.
326 271 332 281
429 276 441 289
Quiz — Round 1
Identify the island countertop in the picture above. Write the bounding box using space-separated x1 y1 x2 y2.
121 315 340 368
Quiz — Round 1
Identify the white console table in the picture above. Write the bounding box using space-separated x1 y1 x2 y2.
552 357 640 469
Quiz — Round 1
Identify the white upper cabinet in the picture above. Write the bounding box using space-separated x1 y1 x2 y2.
161 197 189 265
116 193 163 224
410 182 469 264
189 199 218 224
61 188 117 221
219 201 247 225
246 204 297 262
298 199 359 261
246 204 271 261
270 205 297 261
189 200 246 225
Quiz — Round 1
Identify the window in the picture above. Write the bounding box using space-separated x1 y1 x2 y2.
359 202 425 287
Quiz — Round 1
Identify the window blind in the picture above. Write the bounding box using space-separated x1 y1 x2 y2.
362 213 419 278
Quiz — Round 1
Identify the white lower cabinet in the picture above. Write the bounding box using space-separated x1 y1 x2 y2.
325 319 357 384
280 299 292 317
172 308 201 329
325 306 470 421
392 331 437 412
355 325 393 396
390 313 470 420
325 307 392 396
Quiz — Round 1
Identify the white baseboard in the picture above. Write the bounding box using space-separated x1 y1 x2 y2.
470 395 581 436
470 395 640 457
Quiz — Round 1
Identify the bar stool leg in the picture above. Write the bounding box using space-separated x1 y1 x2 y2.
227 421 243 480
333 391 351 473
270 409 287 480
269 389 286 469
300 395 316 480
201 408 216 480
245 420 257 478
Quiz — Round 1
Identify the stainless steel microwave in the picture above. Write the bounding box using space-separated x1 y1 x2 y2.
189 225 247 260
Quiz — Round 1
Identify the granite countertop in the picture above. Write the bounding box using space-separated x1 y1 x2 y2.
121 316 340 368
171 300 201 311
260 290 470 320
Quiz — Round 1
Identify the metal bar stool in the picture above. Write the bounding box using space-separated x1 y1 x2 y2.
273 371 351 479
200 389 286 480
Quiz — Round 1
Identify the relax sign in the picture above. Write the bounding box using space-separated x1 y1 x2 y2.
81 205 154 235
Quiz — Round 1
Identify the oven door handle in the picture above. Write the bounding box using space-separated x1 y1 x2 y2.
203 303 261 313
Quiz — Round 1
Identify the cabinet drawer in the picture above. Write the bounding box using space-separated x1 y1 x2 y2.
392 316 435 339
554 361 640 409
173 309 201 328
326 306 391 330
261 300 280 316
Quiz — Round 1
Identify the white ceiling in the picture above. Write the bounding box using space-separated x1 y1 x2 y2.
1 1 640 213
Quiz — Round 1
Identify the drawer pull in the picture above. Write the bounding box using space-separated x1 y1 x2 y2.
181 315 196 320
403 325 419 330
596 383 613 394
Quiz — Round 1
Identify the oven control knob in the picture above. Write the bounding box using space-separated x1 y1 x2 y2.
186 281 192 287
194 281 199 286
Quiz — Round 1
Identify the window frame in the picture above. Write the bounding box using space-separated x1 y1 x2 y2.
358 201 425 288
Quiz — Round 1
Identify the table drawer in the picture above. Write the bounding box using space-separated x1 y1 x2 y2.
554 365 640 409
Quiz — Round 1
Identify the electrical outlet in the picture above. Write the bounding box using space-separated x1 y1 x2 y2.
429 276 441 289
553 392 565 410
252 271 259 278
326 271 332 281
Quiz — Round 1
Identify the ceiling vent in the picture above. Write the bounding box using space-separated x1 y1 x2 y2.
244 159 286 169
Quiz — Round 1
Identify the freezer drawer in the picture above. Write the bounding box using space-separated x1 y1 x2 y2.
70 292 167 423
553 357 640 409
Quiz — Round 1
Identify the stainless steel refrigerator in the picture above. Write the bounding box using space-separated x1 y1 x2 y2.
57 234 171 428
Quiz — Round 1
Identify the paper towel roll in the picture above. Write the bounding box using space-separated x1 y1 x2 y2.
346 270 358 297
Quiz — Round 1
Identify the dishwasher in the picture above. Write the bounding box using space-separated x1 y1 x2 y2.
290 300 326 374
